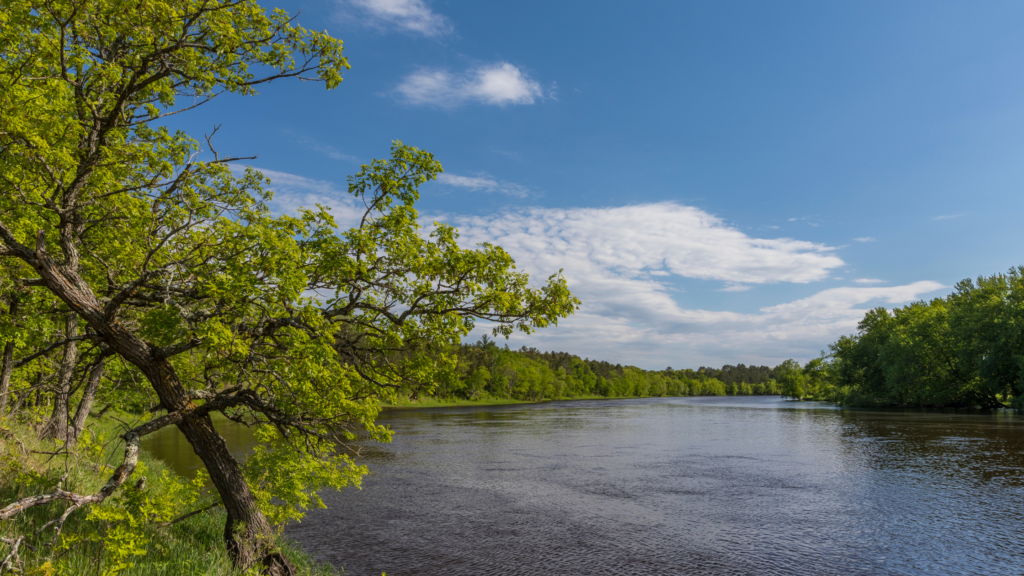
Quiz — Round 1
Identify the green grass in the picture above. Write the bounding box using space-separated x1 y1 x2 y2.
0 414 336 576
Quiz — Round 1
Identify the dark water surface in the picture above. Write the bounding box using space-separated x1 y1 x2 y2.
147 396 1024 575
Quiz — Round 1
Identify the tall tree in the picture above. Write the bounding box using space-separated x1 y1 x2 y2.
0 0 579 571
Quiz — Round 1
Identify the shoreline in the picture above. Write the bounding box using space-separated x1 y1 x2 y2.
381 393 782 410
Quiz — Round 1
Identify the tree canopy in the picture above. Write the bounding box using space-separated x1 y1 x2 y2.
0 0 578 571
802 266 1024 409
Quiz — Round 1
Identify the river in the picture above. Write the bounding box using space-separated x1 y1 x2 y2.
144 396 1024 575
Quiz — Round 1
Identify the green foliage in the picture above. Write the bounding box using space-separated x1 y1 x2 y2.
82 504 149 575
775 359 805 400
243 426 367 526
821 266 1024 408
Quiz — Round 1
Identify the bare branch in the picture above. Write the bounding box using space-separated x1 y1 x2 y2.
13 335 93 370
0 536 24 574
0 430 141 539
159 502 221 527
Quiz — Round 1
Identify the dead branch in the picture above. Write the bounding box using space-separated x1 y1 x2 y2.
0 429 141 543
0 536 23 574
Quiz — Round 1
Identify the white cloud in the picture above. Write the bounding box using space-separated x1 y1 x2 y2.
523 283 939 368
854 278 885 285
436 173 530 198
341 0 452 37
854 236 875 243
720 283 751 292
437 203 944 367
449 203 843 285
396 63 543 107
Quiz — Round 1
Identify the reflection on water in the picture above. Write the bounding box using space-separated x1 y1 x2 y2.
141 413 260 477
146 397 1024 575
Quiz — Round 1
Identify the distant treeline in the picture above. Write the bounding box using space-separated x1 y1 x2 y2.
401 336 783 402
404 267 1024 409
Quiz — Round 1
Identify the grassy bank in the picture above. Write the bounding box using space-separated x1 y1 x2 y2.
0 416 335 576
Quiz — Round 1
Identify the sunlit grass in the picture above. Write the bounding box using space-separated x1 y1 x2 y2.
0 415 336 575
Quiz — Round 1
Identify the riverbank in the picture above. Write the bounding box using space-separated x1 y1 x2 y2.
0 416 335 575
381 393 796 410
381 394 639 410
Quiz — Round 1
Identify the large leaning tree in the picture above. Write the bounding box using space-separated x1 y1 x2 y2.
0 0 580 572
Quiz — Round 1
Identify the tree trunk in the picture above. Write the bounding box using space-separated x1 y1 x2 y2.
0 342 12 414
40 312 77 442
27 248 283 572
0 294 19 413
69 356 105 444
143 362 285 573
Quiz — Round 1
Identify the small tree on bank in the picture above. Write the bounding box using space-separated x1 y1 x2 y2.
0 0 580 571
775 359 805 400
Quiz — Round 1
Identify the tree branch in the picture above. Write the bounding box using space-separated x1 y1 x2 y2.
0 429 141 542
153 337 203 360
13 335 93 370
0 536 24 574
159 502 221 527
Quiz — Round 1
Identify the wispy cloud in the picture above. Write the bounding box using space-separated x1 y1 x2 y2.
854 237 875 243
934 213 965 221
787 216 820 227
295 137 358 162
396 63 543 107
436 173 530 198
853 278 886 285
340 0 452 37
720 283 752 292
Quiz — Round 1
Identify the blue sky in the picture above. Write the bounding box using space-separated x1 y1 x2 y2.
182 0 1024 369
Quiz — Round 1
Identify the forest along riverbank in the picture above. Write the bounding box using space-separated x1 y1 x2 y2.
278 396 1024 576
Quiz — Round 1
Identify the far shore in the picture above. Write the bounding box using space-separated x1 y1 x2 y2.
381 394 785 410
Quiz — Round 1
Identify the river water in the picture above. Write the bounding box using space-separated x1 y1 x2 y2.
144 396 1024 575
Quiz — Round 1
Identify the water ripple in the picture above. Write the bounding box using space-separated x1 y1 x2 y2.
284 397 1024 575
